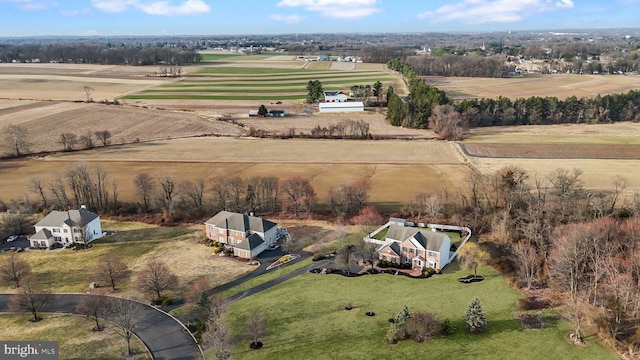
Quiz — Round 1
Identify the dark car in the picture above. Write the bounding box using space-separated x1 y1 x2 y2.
49 242 63 250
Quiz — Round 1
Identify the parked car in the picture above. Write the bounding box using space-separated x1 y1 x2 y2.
49 242 63 250
7 235 18 242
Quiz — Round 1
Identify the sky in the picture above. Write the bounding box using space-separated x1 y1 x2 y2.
0 0 639 37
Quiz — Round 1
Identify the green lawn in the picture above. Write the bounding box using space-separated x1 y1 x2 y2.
199 53 243 62
142 88 307 94
0 314 150 360
197 67 310 74
221 265 615 360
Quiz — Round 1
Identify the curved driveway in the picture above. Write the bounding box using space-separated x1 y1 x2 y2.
0 294 201 360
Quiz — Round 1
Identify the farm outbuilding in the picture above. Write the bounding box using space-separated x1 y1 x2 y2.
249 110 260 117
268 110 285 117
319 101 364 113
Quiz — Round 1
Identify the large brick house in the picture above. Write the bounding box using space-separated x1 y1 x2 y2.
376 219 451 271
30 206 103 249
204 211 278 260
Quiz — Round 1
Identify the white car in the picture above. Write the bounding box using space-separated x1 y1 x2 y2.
7 235 18 242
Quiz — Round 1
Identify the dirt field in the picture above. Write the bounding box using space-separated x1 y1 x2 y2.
464 143 640 159
0 100 243 155
237 111 434 139
0 63 182 101
426 73 640 100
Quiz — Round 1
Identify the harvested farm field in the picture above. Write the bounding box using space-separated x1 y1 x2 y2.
462 143 640 159
0 100 242 155
426 73 640 100
0 138 470 206
0 63 179 101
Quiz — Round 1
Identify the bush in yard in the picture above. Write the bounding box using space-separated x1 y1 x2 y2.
213 247 222 254
423 267 436 277
223 248 234 256
162 297 174 306
441 318 457 335
406 311 441 343
463 297 487 333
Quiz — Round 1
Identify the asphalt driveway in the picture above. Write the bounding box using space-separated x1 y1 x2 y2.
0 294 201 360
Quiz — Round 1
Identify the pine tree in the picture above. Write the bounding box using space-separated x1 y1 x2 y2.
394 305 410 339
258 104 268 117
463 297 487 333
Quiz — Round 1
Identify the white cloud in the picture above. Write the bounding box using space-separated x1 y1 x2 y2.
0 0 55 11
268 14 305 23
417 0 574 24
277 0 381 19
90 0 210 16
60 8 90 16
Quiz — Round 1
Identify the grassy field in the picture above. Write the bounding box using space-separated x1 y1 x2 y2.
0 221 253 297
0 314 150 360
218 265 615 360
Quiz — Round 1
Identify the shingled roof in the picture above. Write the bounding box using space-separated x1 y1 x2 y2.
35 208 99 228
385 224 448 252
204 211 277 233
235 233 265 251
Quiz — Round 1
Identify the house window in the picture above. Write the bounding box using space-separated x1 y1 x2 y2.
75 236 81 241
382 255 387 261
63 229 68 233
218 228 224 234
409 248 414 254
417 250 423 255
52 228 60 233
54 236 61 241
428 251 438 258
73 228 81 233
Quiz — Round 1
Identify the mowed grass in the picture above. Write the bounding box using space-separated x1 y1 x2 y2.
221 265 615 360
0 314 150 360
199 53 243 62
0 220 253 295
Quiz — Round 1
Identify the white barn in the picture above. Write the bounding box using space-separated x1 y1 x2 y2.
319 101 364 113
323 90 349 103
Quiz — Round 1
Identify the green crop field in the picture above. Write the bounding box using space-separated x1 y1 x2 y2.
122 62 395 102
218 265 615 360
199 53 244 62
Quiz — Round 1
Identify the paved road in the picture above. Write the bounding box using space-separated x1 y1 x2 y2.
0 294 201 360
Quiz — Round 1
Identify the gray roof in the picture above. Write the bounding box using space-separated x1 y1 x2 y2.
386 224 448 252
235 233 265 251
324 90 345 97
35 208 99 228
204 211 276 233
31 228 53 241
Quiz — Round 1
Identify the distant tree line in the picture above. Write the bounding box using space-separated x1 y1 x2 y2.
0 43 201 65
406 53 512 78
386 58 640 138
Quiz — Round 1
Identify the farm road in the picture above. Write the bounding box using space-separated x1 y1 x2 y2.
0 294 201 360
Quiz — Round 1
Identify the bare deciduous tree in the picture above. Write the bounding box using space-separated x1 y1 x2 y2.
30 176 48 208
4 124 31 156
511 240 540 289
157 175 177 216
244 314 268 348
136 258 178 299
428 104 465 141
9 279 53 322
83 86 94 102
0 252 32 288
108 297 144 356
181 179 205 212
280 176 316 216
203 316 232 360
134 173 155 212
406 311 441 343
79 131 94 149
76 294 109 331
93 252 130 290
94 130 112 147
335 245 353 275
60 132 78 151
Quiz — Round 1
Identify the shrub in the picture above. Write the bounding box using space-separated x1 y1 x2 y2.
212 241 221 248
213 247 222 254
162 297 174 306
406 311 441 343
223 248 234 256
441 318 456 335
423 267 436 277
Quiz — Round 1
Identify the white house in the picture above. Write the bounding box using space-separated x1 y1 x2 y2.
319 101 364 113
204 211 278 259
323 90 349 103
30 206 103 249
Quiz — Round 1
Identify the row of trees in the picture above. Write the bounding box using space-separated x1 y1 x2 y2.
455 91 640 127
406 53 512 78
59 130 112 151
0 43 201 66
387 58 449 129
2 124 112 157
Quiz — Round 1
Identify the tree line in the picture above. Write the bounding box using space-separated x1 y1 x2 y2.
0 43 201 65
386 58 640 138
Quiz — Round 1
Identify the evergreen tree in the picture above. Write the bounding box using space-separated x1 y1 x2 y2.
258 104 268 117
463 297 487 333
194 291 212 336
394 305 411 339
387 94 406 126
306 80 324 103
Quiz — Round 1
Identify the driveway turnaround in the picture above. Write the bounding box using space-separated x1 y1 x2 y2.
0 294 202 360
